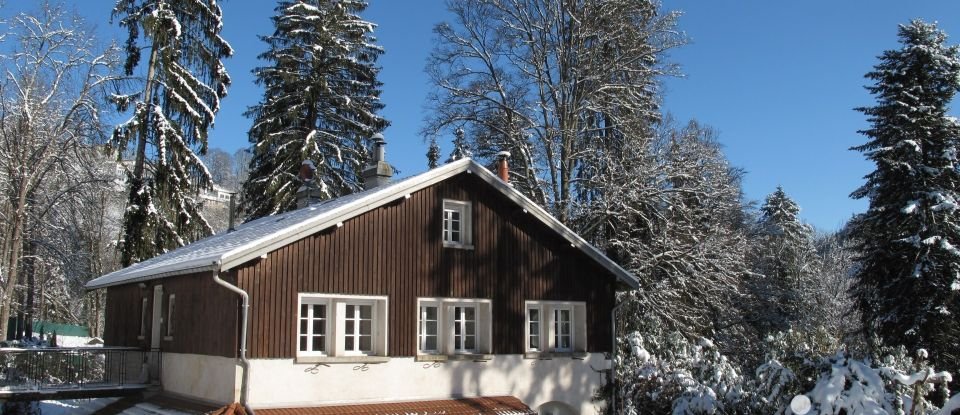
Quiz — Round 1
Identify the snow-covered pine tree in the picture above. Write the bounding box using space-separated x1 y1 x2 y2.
748 187 819 335
849 20 960 380
426 137 441 169
242 0 387 220
110 0 232 266
446 127 471 162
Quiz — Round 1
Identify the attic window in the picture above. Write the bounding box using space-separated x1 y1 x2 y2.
442 200 472 248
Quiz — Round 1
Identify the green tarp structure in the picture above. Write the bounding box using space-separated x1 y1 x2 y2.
32 320 90 337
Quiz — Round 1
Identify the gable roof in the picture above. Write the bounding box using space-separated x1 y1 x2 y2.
85 159 638 290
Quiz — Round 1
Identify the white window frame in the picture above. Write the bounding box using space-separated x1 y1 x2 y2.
452 305 479 354
298 297 330 357
442 199 473 248
416 298 491 356
296 294 388 358
524 301 587 353
342 300 376 356
553 306 573 352
526 305 542 352
418 302 441 354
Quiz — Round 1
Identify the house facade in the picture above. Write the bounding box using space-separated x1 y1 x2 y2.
87 154 637 415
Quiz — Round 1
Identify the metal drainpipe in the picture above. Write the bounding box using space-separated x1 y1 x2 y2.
212 261 254 415
610 299 628 415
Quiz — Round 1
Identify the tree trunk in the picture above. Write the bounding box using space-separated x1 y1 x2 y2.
0 198 28 340
133 43 161 180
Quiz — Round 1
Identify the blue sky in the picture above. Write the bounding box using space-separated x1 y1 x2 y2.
9 1 960 231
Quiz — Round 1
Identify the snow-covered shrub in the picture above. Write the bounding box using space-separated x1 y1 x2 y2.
752 329 849 413
617 328 747 415
790 349 955 415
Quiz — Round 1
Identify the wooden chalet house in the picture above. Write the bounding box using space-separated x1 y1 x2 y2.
85 137 638 415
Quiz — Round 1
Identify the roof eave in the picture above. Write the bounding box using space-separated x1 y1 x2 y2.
85 262 218 290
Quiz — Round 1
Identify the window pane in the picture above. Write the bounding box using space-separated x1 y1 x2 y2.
452 220 460 231
426 321 437 335
451 230 460 242
465 321 475 335
465 307 475 320
425 307 437 320
561 309 570 321
561 337 570 349
530 335 539 350
300 319 307 334
299 336 307 351
345 336 354 351
425 336 437 351
454 322 461 335
314 304 325 319
359 336 372 351
346 320 355 335
451 211 460 221
464 336 475 350
313 319 323 334
359 305 372 319
455 336 462 350
312 336 324 351
300 304 308 318
529 309 539 321
346 305 355 316
360 320 372 335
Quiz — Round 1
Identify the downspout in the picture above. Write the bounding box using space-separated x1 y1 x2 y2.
610 299 628 415
212 261 255 415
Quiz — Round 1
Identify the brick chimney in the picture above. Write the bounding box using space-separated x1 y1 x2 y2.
496 151 511 183
296 160 323 208
362 133 394 190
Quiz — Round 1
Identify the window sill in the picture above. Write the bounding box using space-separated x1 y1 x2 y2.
295 355 390 364
415 353 493 362
523 351 589 360
442 242 475 250
163 336 173 342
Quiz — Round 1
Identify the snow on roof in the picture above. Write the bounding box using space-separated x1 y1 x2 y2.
86 159 638 289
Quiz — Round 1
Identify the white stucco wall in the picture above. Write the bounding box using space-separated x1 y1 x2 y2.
246 354 609 415
161 353 240 405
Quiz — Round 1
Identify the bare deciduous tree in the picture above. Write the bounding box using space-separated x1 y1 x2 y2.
0 3 120 338
425 0 685 223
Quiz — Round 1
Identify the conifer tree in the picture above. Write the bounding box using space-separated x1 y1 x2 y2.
749 187 819 335
242 0 387 220
426 137 441 169
849 20 960 378
446 127 471 162
110 0 232 265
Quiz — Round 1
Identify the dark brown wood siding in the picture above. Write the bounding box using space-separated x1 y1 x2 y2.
103 271 239 358
236 173 618 359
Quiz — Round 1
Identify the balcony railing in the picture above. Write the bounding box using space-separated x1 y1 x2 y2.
0 347 160 393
